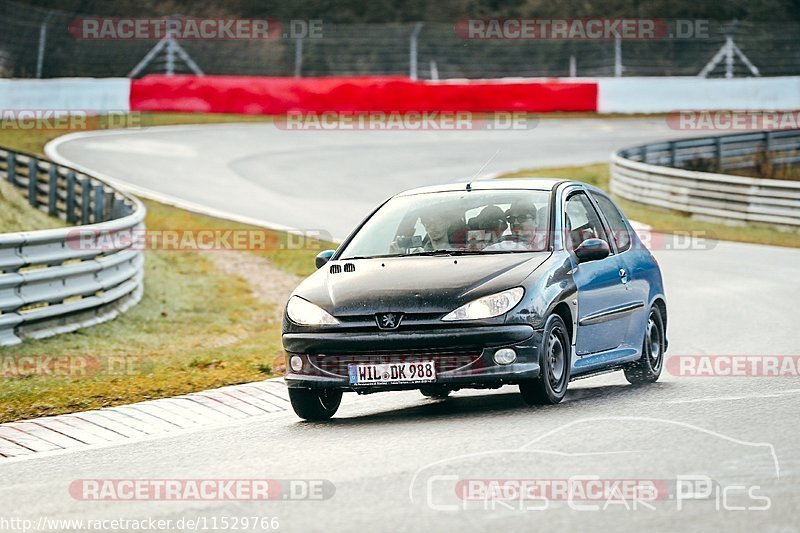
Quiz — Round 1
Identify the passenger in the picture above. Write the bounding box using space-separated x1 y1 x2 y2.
484 200 543 251
467 205 508 249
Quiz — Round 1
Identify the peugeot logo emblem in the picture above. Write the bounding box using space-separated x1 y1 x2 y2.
376 312 403 330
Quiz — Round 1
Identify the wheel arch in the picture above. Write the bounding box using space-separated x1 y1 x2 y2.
551 301 574 344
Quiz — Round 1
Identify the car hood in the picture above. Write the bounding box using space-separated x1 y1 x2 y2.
293 252 551 316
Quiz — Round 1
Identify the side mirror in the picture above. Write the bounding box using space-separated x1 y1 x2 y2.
574 238 610 263
315 250 336 269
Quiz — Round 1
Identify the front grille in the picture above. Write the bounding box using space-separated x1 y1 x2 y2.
313 353 482 377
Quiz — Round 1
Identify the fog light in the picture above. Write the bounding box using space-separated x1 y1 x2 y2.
494 348 517 365
290 355 303 372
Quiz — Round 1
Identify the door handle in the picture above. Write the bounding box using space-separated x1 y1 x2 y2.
619 268 628 283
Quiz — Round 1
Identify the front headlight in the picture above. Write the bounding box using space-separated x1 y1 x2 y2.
286 296 339 326
442 287 524 321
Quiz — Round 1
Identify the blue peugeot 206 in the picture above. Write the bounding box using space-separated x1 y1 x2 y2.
282 179 668 420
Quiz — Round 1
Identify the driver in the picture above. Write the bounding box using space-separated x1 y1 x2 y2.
388 206 464 254
420 209 452 250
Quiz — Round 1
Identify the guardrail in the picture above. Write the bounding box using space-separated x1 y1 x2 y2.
0 148 145 346
611 129 800 227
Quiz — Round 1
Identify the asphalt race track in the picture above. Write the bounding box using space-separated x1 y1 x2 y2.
49 118 711 239
2 119 797 532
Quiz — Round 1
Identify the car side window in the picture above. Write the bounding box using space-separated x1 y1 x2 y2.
564 192 609 251
591 193 632 252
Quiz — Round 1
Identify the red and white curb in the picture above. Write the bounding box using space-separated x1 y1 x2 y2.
0 379 289 461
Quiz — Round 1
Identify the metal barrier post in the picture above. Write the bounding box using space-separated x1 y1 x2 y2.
81 179 91 224
27 158 38 207
66 171 77 223
48 165 58 216
764 131 773 168
93 185 105 223
409 23 423 81
7 153 16 185
294 37 303 77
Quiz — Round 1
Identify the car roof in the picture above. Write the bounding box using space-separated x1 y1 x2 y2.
395 178 569 197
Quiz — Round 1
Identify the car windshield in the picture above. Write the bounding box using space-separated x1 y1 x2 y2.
339 189 551 259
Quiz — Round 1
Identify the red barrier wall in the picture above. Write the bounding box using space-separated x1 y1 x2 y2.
130 75 598 114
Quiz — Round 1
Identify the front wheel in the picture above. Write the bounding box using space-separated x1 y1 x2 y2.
624 305 665 384
288 387 343 421
520 314 571 405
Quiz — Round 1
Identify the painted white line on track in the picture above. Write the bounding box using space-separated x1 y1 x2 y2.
664 389 800 404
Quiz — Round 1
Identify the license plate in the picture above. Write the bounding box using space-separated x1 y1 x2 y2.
348 361 436 385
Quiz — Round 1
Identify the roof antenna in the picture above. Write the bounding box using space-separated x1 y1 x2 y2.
466 182 472 191
469 148 501 182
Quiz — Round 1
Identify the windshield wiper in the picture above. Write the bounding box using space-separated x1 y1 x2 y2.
343 255 395 260
401 249 489 257
344 249 540 260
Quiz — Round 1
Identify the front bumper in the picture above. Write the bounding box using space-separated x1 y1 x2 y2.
283 324 543 391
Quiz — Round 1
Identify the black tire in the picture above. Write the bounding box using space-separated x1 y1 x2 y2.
420 385 451 399
520 314 571 405
288 387 343 421
624 305 665 384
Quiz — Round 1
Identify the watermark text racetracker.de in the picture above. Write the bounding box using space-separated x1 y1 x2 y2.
68 227 713 253
67 228 331 252
666 355 800 377
274 111 536 131
456 18 709 40
69 478 334 501
0 111 139 131
667 110 800 131
1 355 141 379
424 475 770 511
68 18 323 40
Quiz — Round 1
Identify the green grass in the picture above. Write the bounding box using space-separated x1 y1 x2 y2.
0 197 330 423
0 113 330 423
0 179 66 232
141 200 329 277
503 163 800 248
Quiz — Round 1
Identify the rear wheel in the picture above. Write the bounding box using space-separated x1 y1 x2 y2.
288 387 343 421
520 314 571 405
420 385 451 399
624 305 665 384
